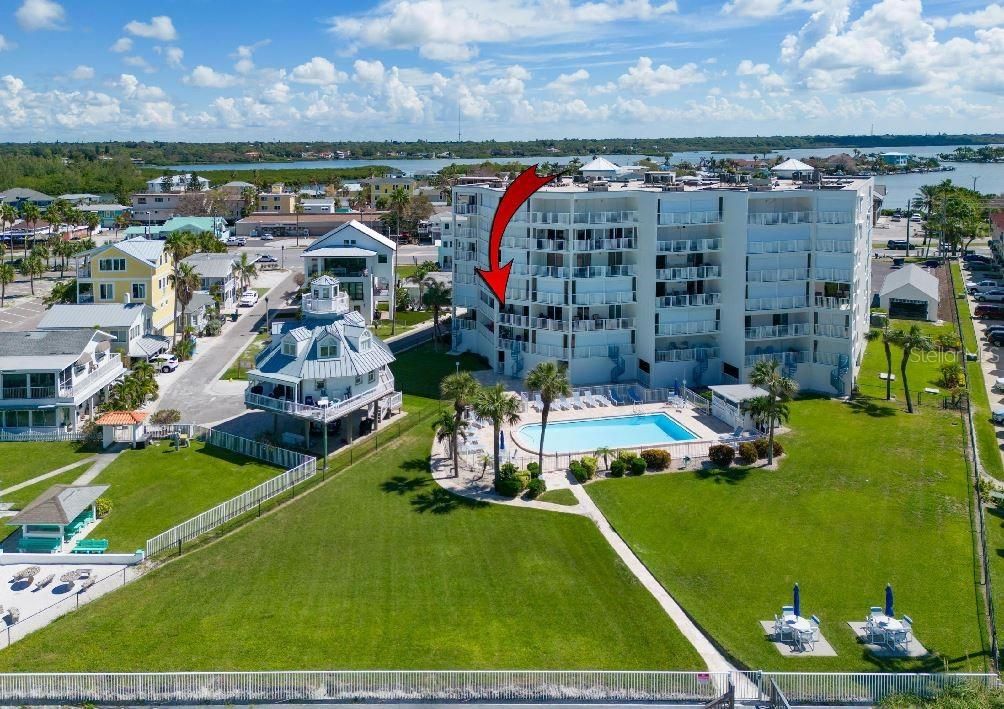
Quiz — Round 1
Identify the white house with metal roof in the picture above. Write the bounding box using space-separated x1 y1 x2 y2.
771 159 817 180
878 264 940 321
302 220 397 323
0 330 126 433
181 252 257 309
38 302 168 361
244 275 401 457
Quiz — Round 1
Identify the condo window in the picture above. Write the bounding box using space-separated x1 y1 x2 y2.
282 342 297 357
132 283 146 299
99 283 114 300
99 258 126 272
368 371 376 383
378 254 388 264
318 344 339 359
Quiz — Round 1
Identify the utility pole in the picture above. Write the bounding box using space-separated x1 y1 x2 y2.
905 200 911 258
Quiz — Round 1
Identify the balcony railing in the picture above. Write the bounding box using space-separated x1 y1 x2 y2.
571 238 636 251
747 268 809 283
573 265 635 278
573 343 634 359
744 350 810 367
747 239 812 254
655 319 719 336
655 346 720 363
503 237 567 252
454 204 478 215
656 265 720 282
570 291 635 305
302 292 351 315
454 227 475 238
455 250 478 262
814 324 851 338
814 351 847 365
245 378 396 423
573 211 639 224
572 317 635 332
813 268 853 283
512 211 572 226
498 338 569 359
814 295 851 310
745 324 812 339
498 313 565 331
658 211 721 226
745 295 810 311
2 386 57 400
817 211 855 224
747 210 814 226
814 239 854 253
658 293 720 308
533 291 567 305
657 238 721 253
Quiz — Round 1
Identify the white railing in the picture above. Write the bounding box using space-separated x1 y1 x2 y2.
573 210 639 224
655 319 719 336
570 291 635 305
498 338 568 359
454 227 475 238
747 210 814 225
747 239 812 254
657 238 721 253
301 293 351 315
816 211 855 224
813 267 853 282
659 210 721 226
814 323 850 338
0 429 84 442
572 344 634 359
245 379 396 423
453 204 477 214
814 238 854 253
145 426 316 557
747 267 809 283
572 317 635 332
498 314 564 331
658 293 720 308
533 291 566 305
513 211 572 226
656 265 720 281
571 238 636 251
814 295 851 310
0 670 992 705
571 265 635 278
655 346 720 363
813 351 848 365
745 323 812 339
744 350 810 367
745 295 810 311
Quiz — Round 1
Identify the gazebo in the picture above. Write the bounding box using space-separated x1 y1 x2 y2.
94 410 148 448
7 484 108 553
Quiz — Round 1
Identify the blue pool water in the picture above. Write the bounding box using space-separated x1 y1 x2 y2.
516 413 698 454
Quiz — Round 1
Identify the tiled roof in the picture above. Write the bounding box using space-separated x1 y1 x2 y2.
94 410 147 426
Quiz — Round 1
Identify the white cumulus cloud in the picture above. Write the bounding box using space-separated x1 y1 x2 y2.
15 0 65 30
290 56 342 85
68 65 95 80
124 15 178 41
616 57 705 94
110 37 133 53
0 35 15 52
184 65 238 88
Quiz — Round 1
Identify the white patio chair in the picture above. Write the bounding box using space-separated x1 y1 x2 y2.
798 628 815 651
593 393 613 407
810 615 821 641
869 606 884 619
773 614 791 642
576 392 592 408
781 605 795 618
531 394 544 412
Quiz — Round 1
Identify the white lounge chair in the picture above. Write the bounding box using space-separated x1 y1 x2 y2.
531 394 544 412
592 393 613 407
575 392 592 408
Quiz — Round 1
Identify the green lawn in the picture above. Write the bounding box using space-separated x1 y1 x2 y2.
91 441 281 552
536 488 578 506
220 331 270 380
389 341 488 411
0 441 96 490
588 324 989 672
371 309 434 339
0 403 702 670
2 462 92 509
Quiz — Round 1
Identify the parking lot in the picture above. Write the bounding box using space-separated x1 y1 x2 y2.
0 275 58 332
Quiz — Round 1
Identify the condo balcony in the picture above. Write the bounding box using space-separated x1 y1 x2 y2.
573 211 639 225
497 313 565 331
658 210 722 226
655 346 720 363
813 239 855 253
571 317 636 332
656 265 720 282
658 292 720 308
570 291 635 305
812 267 854 283
814 351 849 365
301 291 351 316
747 239 813 254
817 211 855 224
655 319 719 336
747 267 810 283
745 295 811 311
744 349 811 368
572 343 635 359
455 227 476 238
571 237 637 251
657 238 722 253
814 323 851 338
502 236 567 252
745 323 812 339
453 204 478 215
814 295 852 310
747 210 814 226
498 338 569 359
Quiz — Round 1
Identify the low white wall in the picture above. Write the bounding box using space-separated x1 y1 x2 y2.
0 551 144 565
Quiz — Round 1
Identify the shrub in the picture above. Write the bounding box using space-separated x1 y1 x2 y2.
753 438 770 458
150 409 181 425
527 461 541 478
80 419 102 447
495 476 522 497
737 442 758 465
580 456 597 478
771 440 784 457
610 459 627 477
708 444 735 468
939 362 964 389
525 478 547 499
203 318 223 337
640 449 671 471
616 450 638 463
936 332 961 351
629 457 647 476
499 462 519 479
569 460 588 483
515 470 531 491
95 497 112 518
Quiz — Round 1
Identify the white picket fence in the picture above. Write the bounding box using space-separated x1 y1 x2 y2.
0 430 84 442
0 670 992 704
144 426 316 558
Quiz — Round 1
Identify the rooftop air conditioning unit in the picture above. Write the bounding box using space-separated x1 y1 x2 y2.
587 181 609 192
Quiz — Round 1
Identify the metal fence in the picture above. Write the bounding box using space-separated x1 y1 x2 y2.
144 426 316 558
0 670 992 704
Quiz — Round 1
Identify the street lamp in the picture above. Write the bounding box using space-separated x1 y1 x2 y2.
264 295 270 330
455 361 460 374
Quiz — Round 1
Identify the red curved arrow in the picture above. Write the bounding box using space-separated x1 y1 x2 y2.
476 164 564 306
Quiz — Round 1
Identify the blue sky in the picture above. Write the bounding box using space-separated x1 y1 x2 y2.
0 0 1001 140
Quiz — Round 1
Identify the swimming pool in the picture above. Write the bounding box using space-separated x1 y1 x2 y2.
515 413 698 454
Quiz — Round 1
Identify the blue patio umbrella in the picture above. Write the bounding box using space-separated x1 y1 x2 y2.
793 583 801 618
885 583 894 617
499 429 505 451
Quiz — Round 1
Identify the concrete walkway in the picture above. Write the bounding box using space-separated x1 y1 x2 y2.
72 446 127 485
0 456 98 497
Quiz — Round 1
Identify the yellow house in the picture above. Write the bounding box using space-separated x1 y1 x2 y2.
362 177 416 199
76 238 176 336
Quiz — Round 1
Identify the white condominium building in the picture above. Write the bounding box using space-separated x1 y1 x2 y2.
449 172 874 396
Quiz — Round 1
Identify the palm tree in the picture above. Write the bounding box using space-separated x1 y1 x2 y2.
433 410 470 478
440 370 479 463
83 211 100 236
895 324 934 414
165 231 195 261
18 250 45 295
169 262 200 348
0 203 15 260
388 185 411 236
594 446 613 471
130 359 160 402
232 251 258 293
408 259 437 310
53 239 74 278
20 202 40 258
865 325 902 400
471 384 522 482
240 187 258 217
524 361 572 474
746 359 799 466
114 211 131 239
0 263 14 308
422 279 452 345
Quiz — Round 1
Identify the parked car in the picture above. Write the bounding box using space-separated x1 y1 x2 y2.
994 378 1004 393
260 233 274 241
975 304 1004 319
922 259 940 268
227 236 247 247
992 407 1004 425
963 253 993 263
150 353 180 373
983 324 1004 337
975 289 1004 303
910 214 923 223
257 254 278 263
891 216 902 222
238 290 259 307
968 280 1003 294
886 239 910 250
990 333 1004 347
